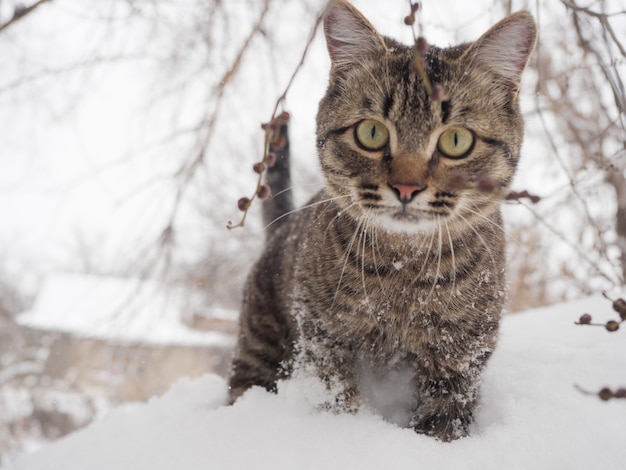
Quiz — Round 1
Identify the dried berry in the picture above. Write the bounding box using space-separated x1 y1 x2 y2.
430 83 448 102
612 298 626 320
615 388 626 399
261 121 275 132
416 36 429 54
598 387 613 401
578 313 592 325
605 320 620 332
264 153 277 167
448 170 470 188
477 175 497 193
411 2 420 13
269 135 287 151
237 197 251 212
257 185 271 200
404 14 415 26
253 162 266 174
411 55 427 73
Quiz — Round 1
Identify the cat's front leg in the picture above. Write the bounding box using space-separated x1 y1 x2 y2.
297 332 360 413
410 372 481 442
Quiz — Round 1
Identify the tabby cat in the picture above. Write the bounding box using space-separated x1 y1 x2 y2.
228 0 537 441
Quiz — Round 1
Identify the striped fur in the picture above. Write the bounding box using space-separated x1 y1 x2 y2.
228 0 536 442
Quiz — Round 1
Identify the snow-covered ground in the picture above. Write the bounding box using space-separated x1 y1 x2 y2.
3 295 626 470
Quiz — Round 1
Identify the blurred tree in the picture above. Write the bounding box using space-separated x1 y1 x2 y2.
0 0 52 33
0 0 623 311
514 0 625 300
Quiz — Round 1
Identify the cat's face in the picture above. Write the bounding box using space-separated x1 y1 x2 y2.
317 1 536 235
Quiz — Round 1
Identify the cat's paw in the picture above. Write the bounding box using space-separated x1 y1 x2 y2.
318 388 360 414
296 373 361 414
410 413 470 442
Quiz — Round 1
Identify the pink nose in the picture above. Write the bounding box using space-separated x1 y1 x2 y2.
389 182 426 203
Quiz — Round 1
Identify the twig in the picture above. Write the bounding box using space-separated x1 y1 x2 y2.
270 11 323 121
515 200 620 287
532 15 622 285
0 54 147 95
159 0 271 236
227 9 323 230
561 1 626 59
404 2 436 99
575 384 626 400
575 292 626 331
0 0 53 34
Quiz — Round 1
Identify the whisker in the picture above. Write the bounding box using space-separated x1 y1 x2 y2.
333 215 365 309
370 218 388 298
458 205 533 274
444 37 482 102
358 216 372 314
267 182 321 201
454 211 500 275
443 218 457 309
460 206 517 243
461 205 540 261
414 223 437 282
356 57 387 98
323 200 360 243
425 216 444 303
265 194 352 231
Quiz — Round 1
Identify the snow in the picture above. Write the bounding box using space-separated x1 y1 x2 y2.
17 273 235 348
4 295 626 470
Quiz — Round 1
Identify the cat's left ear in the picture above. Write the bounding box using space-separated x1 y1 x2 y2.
462 12 537 92
323 0 387 72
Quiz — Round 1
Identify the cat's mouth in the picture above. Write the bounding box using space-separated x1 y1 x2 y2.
391 210 424 221
352 187 456 233
390 208 447 223
374 206 449 233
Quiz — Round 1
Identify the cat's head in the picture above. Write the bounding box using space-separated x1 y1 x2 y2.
316 0 537 235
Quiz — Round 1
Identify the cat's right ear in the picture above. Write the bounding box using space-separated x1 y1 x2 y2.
462 12 537 93
323 0 387 72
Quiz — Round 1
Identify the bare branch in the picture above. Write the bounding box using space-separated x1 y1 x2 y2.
564 0 626 117
515 200 621 287
0 54 148 95
0 0 53 34
562 0 626 59
161 0 272 240
228 9 324 230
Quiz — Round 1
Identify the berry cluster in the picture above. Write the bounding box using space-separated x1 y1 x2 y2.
575 294 625 401
403 2 420 26
576 294 626 332
576 385 626 401
598 387 626 401
404 2 447 102
227 111 290 230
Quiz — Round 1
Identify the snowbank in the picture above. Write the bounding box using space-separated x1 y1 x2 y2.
4 296 626 470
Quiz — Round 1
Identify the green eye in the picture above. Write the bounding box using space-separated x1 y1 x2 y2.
437 127 474 158
355 119 389 151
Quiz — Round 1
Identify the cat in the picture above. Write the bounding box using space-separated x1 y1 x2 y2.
228 0 537 442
